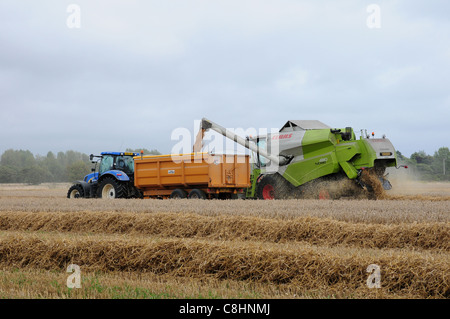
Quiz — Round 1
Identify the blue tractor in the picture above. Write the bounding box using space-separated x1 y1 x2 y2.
67 151 142 199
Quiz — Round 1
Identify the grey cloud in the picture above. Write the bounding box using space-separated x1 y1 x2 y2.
0 0 448 158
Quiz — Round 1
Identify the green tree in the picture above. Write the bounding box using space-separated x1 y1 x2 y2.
57 151 67 168
432 147 450 181
66 160 90 181
415 163 435 180
396 150 406 161
19 165 53 185
0 166 19 183
41 151 64 182
55 150 91 181
1 149 36 169
410 150 433 165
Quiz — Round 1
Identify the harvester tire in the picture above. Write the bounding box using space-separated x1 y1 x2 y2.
97 177 126 199
170 189 188 199
307 177 334 200
318 189 331 200
67 184 84 198
256 174 290 200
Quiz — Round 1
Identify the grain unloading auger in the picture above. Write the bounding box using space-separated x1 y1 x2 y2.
194 118 407 199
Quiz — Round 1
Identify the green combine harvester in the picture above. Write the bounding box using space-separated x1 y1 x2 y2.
195 118 407 200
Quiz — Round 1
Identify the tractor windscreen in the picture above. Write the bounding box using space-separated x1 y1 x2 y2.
99 155 114 175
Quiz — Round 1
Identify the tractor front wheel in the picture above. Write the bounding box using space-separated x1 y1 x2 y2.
67 184 84 198
97 177 126 199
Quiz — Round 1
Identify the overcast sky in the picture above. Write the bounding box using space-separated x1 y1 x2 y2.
1 0 449 157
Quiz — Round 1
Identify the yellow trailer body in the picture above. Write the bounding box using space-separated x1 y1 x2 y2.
134 153 251 198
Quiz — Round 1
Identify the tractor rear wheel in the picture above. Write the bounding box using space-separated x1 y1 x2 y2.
97 177 126 199
67 184 84 198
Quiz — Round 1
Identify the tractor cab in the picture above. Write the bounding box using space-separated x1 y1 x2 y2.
88 152 139 181
97 152 137 177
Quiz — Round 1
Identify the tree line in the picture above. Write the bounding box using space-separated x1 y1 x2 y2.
396 147 449 181
0 148 161 184
0 147 448 184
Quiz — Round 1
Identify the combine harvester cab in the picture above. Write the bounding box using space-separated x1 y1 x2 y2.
196 118 405 200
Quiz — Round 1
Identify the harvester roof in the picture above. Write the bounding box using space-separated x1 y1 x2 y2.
280 120 330 132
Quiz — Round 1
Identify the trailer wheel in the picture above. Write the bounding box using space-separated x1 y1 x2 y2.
67 184 84 198
188 189 207 199
97 177 126 199
170 189 188 199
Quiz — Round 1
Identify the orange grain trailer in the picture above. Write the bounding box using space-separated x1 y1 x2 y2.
134 153 251 199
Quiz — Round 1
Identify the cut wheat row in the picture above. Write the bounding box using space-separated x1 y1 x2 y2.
0 211 448 251
0 197 449 224
0 232 447 298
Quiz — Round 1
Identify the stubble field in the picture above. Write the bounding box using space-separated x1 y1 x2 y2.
0 178 448 299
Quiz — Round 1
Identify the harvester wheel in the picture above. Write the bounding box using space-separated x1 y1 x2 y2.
318 189 331 200
256 174 289 200
67 184 84 198
97 177 126 199
262 184 275 200
300 176 337 200
170 189 188 199
188 189 207 199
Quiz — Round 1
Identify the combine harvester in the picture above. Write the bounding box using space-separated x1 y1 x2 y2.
193 118 406 200
67 118 406 200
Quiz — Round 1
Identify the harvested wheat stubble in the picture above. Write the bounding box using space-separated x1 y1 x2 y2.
0 185 448 300
0 197 449 224
0 211 448 251
0 233 448 298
